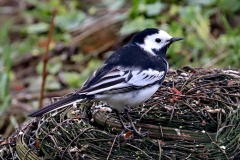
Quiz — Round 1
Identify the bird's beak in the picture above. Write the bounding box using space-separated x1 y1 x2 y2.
170 37 184 42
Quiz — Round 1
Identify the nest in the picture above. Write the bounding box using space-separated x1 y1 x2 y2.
1 67 240 159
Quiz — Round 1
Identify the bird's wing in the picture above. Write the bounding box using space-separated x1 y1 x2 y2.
77 66 165 95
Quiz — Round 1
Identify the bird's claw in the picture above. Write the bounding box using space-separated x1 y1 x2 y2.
132 119 140 124
121 125 150 138
133 130 150 137
122 124 133 132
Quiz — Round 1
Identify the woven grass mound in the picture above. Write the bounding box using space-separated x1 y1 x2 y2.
1 67 240 159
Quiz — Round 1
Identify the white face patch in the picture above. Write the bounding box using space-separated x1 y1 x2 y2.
137 30 172 55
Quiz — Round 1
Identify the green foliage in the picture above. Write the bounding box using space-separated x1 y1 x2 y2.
121 0 240 68
1 0 240 112
36 58 63 75
0 21 13 112
120 17 157 35
55 12 86 31
63 72 82 88
63 58 103 88
0 0 84 110
26 22 49 34
103 0 126 11
46 75 61 90
146 2 166 16
0 0 239 139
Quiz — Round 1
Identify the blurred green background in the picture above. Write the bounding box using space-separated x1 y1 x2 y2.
0 0 240 137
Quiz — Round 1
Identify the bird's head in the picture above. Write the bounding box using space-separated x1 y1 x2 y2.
131 28 183 57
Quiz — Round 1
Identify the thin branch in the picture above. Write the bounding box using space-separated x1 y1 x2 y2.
126 143 153 159
138 104 158 123
39 8 57 109
205 132 229 160
158 140 162 160
61 127 94 159
107 136 117 160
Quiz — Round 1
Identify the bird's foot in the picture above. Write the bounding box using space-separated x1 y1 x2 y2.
122 123 133 132
124 106 150 137
129 123 150 137
119 126 150 139
132 119 140 124
120 122 150 138
133 130 150 137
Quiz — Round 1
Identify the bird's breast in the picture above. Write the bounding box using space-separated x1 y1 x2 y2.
95 84 160 111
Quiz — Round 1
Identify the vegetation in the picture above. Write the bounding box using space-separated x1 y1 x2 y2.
0 0 240 136
1 67 240 159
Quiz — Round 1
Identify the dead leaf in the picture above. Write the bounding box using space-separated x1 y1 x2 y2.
124 132 132 139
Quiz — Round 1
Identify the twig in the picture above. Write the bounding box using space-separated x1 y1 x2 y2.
215 125 234 142
169 94 238 107
39 8 57 109
107 135 117 160
126 143 153 159
205 132 229 160
40 117 88 146
138 104 158 123
159 125 164 141
24 149 34 160
185 154 192 159
104 115 112 128
0 142 15 147
61 127 94 159
180 73 193 92
169 103 176 124
185 79 229 95
182 101 204 121
158 140 162 160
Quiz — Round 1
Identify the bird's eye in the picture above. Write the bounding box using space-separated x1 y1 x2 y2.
155 38 161 43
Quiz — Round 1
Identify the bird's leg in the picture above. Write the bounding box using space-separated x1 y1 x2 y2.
124 106 149 137
114 109 132 132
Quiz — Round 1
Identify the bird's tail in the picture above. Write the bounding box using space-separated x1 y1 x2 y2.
29 94 89 117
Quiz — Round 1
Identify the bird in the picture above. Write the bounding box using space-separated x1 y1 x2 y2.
29 28 183 137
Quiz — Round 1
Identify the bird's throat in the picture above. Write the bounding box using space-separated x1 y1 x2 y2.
152 45 168 59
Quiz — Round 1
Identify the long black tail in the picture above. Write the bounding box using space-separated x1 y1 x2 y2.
29 94 89 117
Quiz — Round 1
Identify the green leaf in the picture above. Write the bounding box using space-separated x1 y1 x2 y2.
1 73 8 98
26 22 49 34
63 72 81 88
36 61 62 75
146 2 166 16
36 61 44 74
46 74 62 90
221 14 232 33
129 0 144 18
0 94 11 112
55 12 86 31
10 115 18 128
46 81 61 90
120 17 157 35
88 59 103 70
217 0 240 14
186 0 217 6
169 4 179 16
103 0 125 11
48 63 62 74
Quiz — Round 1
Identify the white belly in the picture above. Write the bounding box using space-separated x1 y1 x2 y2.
95 84 160 111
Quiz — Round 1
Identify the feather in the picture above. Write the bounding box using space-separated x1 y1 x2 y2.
78 66 165 95
28 94 89 117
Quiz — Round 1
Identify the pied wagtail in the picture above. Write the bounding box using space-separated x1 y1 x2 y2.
29 28 183 137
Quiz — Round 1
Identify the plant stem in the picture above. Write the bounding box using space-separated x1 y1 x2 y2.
39 8 57 109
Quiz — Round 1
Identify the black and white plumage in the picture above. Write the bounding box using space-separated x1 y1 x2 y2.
29 28 183 135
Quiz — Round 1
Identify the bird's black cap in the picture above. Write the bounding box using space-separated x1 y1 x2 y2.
131 28 159 44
